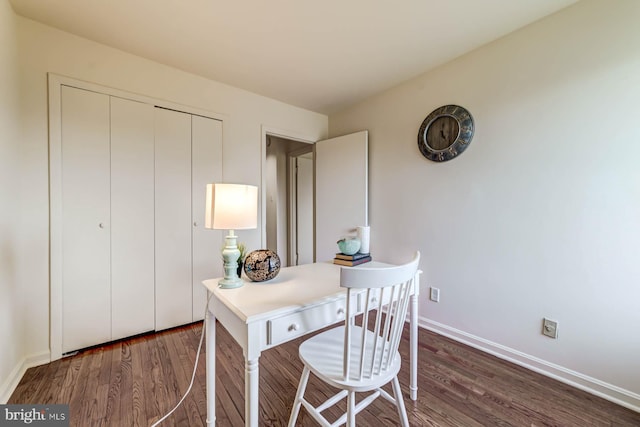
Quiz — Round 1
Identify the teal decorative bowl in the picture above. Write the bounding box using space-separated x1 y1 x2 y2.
337 238 361 255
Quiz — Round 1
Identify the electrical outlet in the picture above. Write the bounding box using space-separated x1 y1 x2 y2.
430 287 440 302
542 318 558 339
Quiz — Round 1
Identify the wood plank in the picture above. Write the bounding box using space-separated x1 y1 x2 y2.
79 347 104 424
129 336 149 427
103 340 123 426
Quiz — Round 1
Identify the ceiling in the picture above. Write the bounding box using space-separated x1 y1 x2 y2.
10 0 578 114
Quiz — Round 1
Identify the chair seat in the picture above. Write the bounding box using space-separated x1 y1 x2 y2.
299 325 401 392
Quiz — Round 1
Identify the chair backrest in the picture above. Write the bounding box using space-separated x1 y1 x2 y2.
339 251 420 381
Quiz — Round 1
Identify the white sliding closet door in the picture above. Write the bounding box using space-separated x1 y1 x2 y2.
155 109 224 327
51 76 225 358
191 115 223 321
60 87 157 352
61 86 111 353
110 97 155 340
155 108 193 330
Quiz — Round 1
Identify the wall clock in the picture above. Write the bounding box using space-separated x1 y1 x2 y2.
417 104 474 162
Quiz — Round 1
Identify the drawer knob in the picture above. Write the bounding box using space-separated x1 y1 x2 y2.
288 323 299 332
371 298 378 305
336 308 345 316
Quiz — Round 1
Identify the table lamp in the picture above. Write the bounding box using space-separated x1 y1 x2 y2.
205 183 258 288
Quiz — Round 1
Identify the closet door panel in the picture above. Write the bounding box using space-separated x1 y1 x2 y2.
155 108 193 330
61 86 111 352
110 97 155 340
191 116 223 321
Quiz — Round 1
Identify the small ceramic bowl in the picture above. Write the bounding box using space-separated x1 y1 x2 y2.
337 238 361 255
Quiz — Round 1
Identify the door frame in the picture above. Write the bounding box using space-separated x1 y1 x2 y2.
260 126 316 251
287 146 314 265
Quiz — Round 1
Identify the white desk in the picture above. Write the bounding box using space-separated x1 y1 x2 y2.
202 261 421 426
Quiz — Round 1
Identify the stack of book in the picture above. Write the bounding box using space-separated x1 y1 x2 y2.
333 252 372 266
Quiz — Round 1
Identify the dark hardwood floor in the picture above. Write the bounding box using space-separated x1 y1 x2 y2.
9 321 640 426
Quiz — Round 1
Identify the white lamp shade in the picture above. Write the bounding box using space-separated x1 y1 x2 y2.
205 183 258 230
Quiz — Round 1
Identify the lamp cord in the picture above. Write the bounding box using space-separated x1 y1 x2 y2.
150 292 213 426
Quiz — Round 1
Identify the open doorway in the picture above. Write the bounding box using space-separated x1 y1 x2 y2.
265 135 313 267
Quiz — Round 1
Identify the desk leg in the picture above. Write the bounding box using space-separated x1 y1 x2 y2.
206 308 216 425
410 293 418 401
245 358 259 427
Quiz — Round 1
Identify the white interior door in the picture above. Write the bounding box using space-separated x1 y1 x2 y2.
110 97 155 340
155 108 193 330
191 115 223 321
315 131 368 262
61 86 111 353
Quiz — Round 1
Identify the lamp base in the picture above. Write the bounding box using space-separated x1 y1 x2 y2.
218 277 243 289
219 230 244 289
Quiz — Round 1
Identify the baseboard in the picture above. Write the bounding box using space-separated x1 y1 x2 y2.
0 351 50 404
419 317 640 413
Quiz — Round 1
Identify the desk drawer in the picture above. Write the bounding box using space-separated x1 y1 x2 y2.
267 299 353 346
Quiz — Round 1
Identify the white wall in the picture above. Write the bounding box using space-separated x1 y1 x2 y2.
329 0 640 410
0 0 25 402
1 8 327 397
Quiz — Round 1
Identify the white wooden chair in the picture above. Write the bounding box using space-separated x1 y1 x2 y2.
288 252 421 427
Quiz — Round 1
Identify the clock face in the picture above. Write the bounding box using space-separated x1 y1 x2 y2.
418 105 474 162
425 116 459 151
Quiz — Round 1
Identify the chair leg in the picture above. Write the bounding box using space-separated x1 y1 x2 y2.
347 391 356 427
288 366 311 427
391 376 409 427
